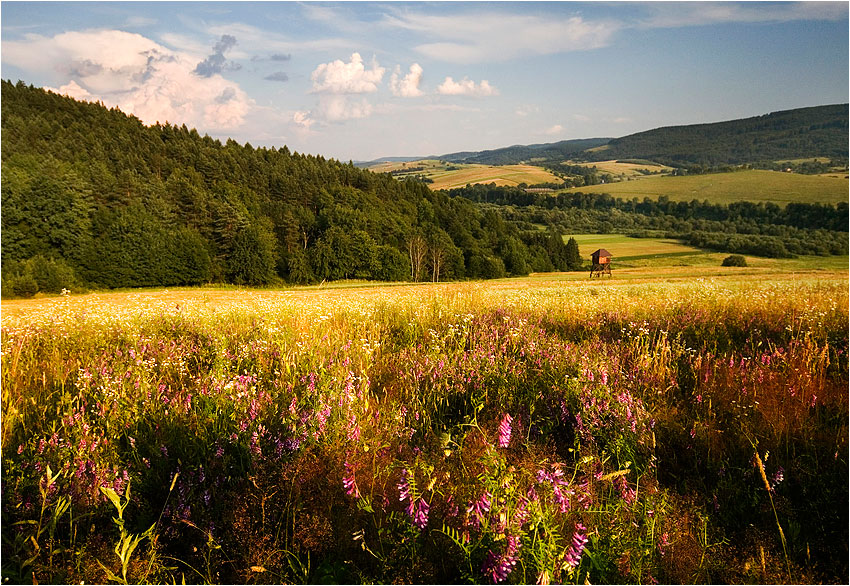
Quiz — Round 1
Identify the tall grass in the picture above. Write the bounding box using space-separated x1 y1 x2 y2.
2 278 846 583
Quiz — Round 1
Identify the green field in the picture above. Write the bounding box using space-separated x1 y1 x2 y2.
548 233 849 277
561 169 848 206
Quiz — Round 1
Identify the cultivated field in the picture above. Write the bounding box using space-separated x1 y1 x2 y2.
369 159 561 190
2 266 847 584
565 159 674 178
562 169 849 206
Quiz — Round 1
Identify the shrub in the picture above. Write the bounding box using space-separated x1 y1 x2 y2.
722 254 748 267
8 273 38 297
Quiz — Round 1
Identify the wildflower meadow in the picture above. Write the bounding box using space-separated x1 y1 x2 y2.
1 276 847 584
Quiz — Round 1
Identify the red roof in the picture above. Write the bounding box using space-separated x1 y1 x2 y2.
591 248 612 257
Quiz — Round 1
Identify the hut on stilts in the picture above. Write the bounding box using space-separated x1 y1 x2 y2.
590 249 612 278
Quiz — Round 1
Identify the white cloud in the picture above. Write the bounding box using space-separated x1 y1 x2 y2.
3 29 253 131
515 104 540 118
293 110 315 130
383 10 618 64
390 63 424 98
292 95 375 129
317 95 373 122
436 76 498 97
544 124 564 136
311 52 385 94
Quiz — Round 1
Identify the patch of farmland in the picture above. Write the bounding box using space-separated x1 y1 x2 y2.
565 159 674 178
369 159 562 190
560 169 849 206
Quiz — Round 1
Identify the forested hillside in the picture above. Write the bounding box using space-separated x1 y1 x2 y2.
1 81 575 296
440 138 610 165
434 105 848 169
584 104 849 167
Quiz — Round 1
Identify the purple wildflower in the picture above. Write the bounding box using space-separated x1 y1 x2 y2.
483 534 521 583
770 466 784 492
498 413 512 448
563 523 588 569
467 490 492 522
398 469 415 517
658 532 670 556
412 498 429 529
343 461 360 498
615 476 636 505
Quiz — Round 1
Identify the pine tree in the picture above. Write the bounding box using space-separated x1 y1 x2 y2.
565 237 582 271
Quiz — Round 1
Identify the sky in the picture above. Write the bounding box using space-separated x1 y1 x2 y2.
1 1 848 161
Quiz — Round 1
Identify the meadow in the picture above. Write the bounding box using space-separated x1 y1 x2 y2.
2 270 847 584
561 169 849 206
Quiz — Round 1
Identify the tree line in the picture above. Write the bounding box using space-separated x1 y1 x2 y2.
0 81 580 297
451 184 848 259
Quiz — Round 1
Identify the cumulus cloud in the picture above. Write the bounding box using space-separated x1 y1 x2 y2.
292 94 374 129
544 124 564 136
389 63 424 98
310 52 384 94
436 76 498 97
194 34 240 77
292 110 315 130
3 29 253 131
317 95 373 122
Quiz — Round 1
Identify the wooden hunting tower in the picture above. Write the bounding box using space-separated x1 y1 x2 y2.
590 248 612 278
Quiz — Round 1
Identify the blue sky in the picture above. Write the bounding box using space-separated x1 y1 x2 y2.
2 1 847 161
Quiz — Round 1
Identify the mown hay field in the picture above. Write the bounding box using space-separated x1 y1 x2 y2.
561 169 849 206
2 271 847 584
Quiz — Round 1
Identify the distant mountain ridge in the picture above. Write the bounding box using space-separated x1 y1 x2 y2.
589 104 848 166
361 104 847 168
438 138 612 165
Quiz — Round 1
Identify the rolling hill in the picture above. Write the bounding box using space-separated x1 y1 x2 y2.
588 104 849 166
